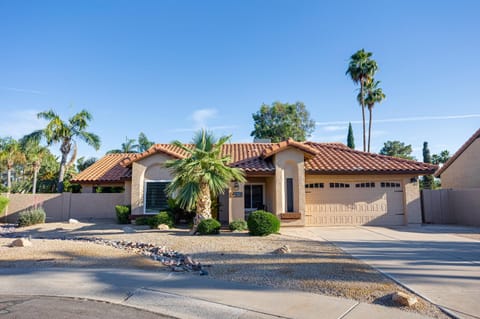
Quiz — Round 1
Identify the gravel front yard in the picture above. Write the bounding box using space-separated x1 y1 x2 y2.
1 221 449 318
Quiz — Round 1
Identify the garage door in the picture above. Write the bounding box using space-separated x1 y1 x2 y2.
305 180 405 226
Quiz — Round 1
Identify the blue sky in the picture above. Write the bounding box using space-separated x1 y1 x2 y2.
1 0 479 161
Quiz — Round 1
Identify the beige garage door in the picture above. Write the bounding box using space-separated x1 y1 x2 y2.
305 180 405 226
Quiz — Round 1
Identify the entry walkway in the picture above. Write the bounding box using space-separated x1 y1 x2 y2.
282 225 480 319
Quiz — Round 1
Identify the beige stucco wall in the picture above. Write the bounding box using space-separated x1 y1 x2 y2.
441 138 480 189
274 148 306 226
131 153 174 215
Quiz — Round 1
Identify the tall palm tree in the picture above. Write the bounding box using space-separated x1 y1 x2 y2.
20 138 50 196
0 137 26 193
24 109 100 193
346 49 378 152
358 80 386 152
165 130 246 233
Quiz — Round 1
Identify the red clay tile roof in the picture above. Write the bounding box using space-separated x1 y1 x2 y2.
304 142 437 175
261 138 318 159
71 153 132 183
435 128 480 177
72 141 438 183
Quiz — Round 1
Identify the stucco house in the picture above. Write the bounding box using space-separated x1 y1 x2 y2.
435 128 480 189
72 139 436 227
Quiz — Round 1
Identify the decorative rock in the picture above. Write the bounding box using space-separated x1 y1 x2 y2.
392 291 418 307
123 227 136 233
11 238 32 247
273 244 291 254
157 224 170 230
68 218 79 224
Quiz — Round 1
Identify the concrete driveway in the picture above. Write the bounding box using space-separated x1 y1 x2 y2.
282 225 480 319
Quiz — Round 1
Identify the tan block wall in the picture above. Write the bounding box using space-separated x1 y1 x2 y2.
441 139 480 189
131 153 174 215
403 177 422 225
1 192 126 222
423 189 480 226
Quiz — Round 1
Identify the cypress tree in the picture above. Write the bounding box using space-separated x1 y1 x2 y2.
347 122 355 149
422 141 434 189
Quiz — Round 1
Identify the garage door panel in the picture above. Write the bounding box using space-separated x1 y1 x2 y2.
305 180 404 226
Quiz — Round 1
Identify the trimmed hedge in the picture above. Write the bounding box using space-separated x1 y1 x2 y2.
229 219 248 231
17 208 46 227
115 205 131 224
247 210 280 236
0 196 9 215
197 218 221 235
148 211 174 229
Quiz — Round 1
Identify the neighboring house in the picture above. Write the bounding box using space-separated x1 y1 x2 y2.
72 139 436 226
435 128 480 189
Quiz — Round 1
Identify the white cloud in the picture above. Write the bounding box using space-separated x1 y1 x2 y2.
323 125 347 132
172 125 238 133
0 86 46 95
0 109 46 138
316 114 480 126
192 108 217 129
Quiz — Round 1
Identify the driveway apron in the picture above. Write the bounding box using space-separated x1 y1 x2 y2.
282 226 480 319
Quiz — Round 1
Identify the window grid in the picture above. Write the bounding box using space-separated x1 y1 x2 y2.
355 182 375 188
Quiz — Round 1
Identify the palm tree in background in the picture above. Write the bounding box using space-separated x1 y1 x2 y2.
107 137 139 154
24 109 100 193
359 80 386 152
20 138 50 196
165 129 246 233
346 49 378 152
138 132 154 152
0 137 26 192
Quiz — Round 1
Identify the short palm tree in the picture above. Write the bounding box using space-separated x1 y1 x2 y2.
24 109 100 193
165 130 246 233
363 80 386 152
346 49 378 152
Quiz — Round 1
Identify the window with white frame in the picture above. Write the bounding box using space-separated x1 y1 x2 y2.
244 184 264 210
145 181 170 213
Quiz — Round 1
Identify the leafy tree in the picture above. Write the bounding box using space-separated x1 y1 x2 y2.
24 109 100 193
346 49 378 152
107 137 139 154
379 140 415 160
421 142 434 189
360 80 385 152
138 132 154 152
76 156 97 172
250 102 315 142
165 130 246 233
0 137 26 192
20 138 51 195
432 150 451 165
347 122 355 149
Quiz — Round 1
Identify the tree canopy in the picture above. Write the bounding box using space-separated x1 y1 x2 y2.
347 122 355 149
432 150 451 164
250 101 315 142
379 140 415 160
422 142 434 189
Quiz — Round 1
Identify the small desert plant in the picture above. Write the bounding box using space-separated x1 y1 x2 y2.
147 211 175 229
197 218 221 235
17 208 46 227
0 196 9 216
247 210 280 236
134 216 150 226
115 205 131 224
229 219 248 231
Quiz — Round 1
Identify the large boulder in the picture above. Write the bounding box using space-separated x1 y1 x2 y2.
392 291 418 307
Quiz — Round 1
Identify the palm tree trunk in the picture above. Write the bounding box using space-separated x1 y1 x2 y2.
7 168 11 193
192 182 212 233
368 106 373 153
360 79 366 152
58 152 68 193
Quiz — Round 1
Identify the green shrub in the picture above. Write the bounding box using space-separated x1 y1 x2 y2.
115 205 131 224
197 218 221 235
147 211 175 229
17 208 46 227
134 216 150 226
0 196 9 215
229 219 248 231
247 210 280 236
